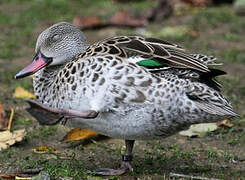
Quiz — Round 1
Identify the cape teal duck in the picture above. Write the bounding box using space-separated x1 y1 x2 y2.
15 22 239 175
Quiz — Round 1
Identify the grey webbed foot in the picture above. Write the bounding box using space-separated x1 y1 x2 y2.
93 160 133 175
92 140 135 176
26 99 64 125
25 99 98 125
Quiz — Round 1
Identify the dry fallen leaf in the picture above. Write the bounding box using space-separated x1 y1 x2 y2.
0 174 14 179
15 176 32 180
32 145 57 154
73 11 146 30
0 102 9 130
13 86 36 99
33 146 74 160
181 0 212 6
217 120 234 128
179 129 199 137
73 16 101 29
109 11 146 27
0 173 32 180
0 106 25 151
179 123 218 137
0 129 26 150
113 0 146 2
63 128 98 142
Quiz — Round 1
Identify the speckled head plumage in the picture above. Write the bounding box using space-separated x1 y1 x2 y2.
36 22 88 65
15 22 88 79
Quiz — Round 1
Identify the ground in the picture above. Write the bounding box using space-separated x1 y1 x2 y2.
0 0 244 179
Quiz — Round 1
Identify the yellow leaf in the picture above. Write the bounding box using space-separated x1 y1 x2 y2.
190 123 218 133
63 128 98 142
179 129 199 137
179 123 218 137
13 86 36 99
0 129 26 150
217 120 234 128
32 145 56 154
37 145 49 151
15 176 32 180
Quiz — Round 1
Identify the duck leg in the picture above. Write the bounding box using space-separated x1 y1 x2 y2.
93 140 135 176
26 99 98 125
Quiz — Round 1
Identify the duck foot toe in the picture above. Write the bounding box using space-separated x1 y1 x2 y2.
92 161 133 176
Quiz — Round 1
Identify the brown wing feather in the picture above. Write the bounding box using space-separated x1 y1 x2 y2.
78 36 226 91
119 39 153 54
145 37 184 51
100 36 210 73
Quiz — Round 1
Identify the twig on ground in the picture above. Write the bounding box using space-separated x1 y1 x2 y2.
169 173 220 180
20 168 43 174
7 108 14 131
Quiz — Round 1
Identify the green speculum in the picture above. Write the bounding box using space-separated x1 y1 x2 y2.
136 59 162 67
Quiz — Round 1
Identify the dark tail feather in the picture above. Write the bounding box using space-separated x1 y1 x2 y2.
204 68 226 77
200 68 226 91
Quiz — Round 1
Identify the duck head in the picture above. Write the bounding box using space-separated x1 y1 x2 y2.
15 22 88 79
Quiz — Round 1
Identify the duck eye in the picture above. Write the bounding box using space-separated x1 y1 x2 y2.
52 34 60 41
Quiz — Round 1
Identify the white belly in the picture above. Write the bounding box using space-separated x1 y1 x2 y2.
65 105 163 140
